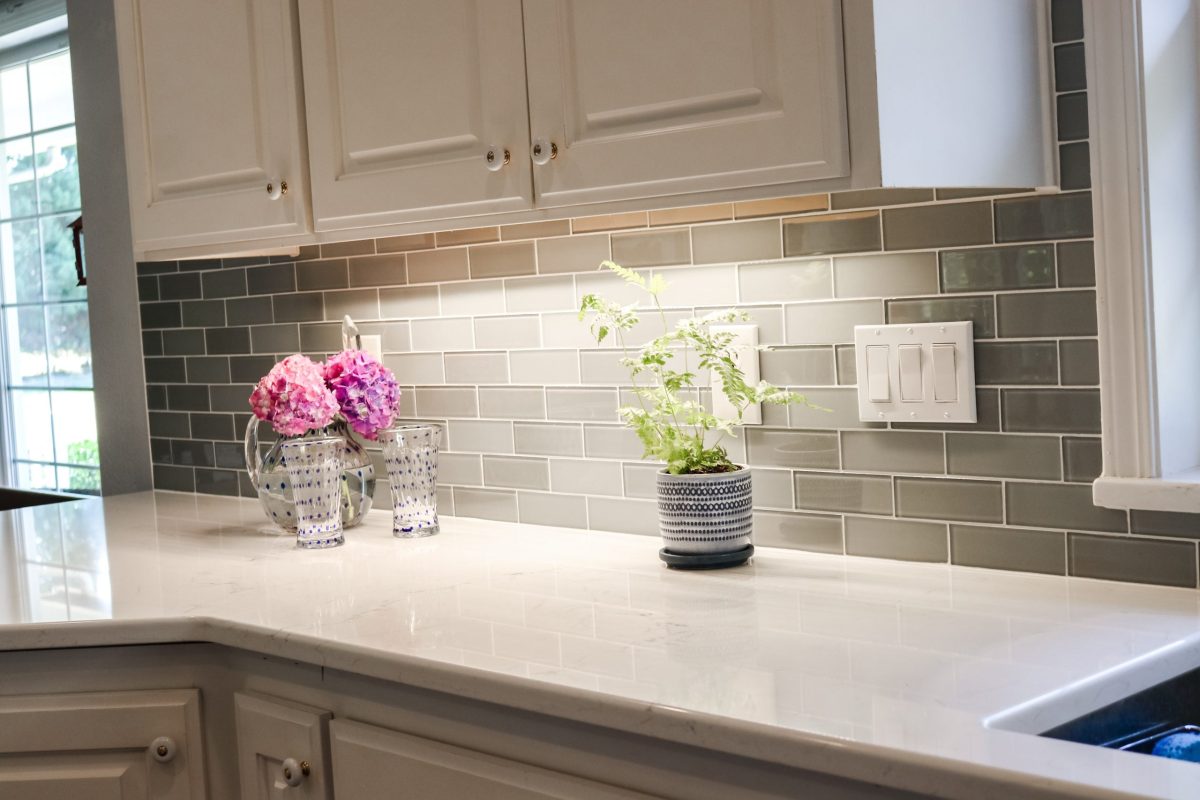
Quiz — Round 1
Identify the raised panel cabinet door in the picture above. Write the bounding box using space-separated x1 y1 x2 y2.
0 689 206 800
523 0 849 207
330 718 662 800
234 692 333 800
298 0 534 231
114 0 311 252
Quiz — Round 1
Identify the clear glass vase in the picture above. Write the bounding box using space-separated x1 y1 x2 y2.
379 424 441 538
279 436 345 549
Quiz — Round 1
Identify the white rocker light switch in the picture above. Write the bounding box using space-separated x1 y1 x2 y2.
853 322 976 423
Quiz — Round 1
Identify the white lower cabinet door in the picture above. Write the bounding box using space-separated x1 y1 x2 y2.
330 718 661 799
234 692 333 800
0 689 206 800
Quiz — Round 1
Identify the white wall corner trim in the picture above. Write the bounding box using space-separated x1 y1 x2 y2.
1087 0 1200 512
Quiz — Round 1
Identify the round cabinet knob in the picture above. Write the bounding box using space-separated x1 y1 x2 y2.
484 145 510 172
280 757 309 788
266 180 288 200
150 736 177 764
530 139 557 165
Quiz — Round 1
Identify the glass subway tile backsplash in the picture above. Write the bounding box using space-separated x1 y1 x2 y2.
132 14 1200 588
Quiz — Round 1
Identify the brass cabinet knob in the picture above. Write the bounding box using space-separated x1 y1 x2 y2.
531 139 557 165
485 145 510 172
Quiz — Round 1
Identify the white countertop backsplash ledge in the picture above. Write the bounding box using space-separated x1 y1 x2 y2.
4 491 1200 799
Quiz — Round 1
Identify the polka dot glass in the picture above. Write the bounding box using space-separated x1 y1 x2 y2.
279 436 345 549
379 424 441 538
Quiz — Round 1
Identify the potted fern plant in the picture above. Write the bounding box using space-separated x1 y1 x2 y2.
579 261 816 568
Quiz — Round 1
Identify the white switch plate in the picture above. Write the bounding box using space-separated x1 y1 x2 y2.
711 324 761 425
853 322 976 423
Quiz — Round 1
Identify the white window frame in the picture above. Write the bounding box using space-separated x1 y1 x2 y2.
1087 0 1200 512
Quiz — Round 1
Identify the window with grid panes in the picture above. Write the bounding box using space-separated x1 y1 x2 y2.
0 29 97 494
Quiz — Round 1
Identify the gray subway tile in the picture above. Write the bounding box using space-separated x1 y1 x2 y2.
144 357 185 384
886 295 995 338
324 289 380 322
833 252 938 298
939 244 1055 292
142 330 163 357
167 385 210 411
440 280 505 316
439 452 483 485
995 192 1093 242
469 241 536 279
453 487 518 522
835 344 856 385
407 248 469 283
159 272 201 300
181 299 226 327
193 468 243 497
249 324 299 354
437 226 498 247
478 387 545 420
229 355 276 383
201 268 247 299
379 285 439 318
1057 92 1089 141
830 188 934 209
348 253 406 287
587 496 659 535
411 318 474 351
154 465 195 492
651 204 732 226
1052 0 1083 42
1007 482 1127 532
947 433 1062 480
518 491 588 529
146 385 167 410
794 471 893 515
245 264 294 295
997 290 1096 337
1131 510 1200 539
137 260 177 275
204 326 250 355
185 356 230 384
225 296 273 326
739 259 832 302
754 511 843 554
975 341 1059 385
750 467 794 508
483 455 550 490
140 302 182 329
509 350 580 385
621 462 659 499
189 413 234 441
320 239 374 258
414 387 477 418
209 385 251 412
1069 533 1196 588
546 387 617 421
785 299 882 345
842 431 945 474
446 420 513 453
536 234 610 275
653 265 738 308
296 258 348 291
505 275 577 313
473 315 540 349
845 516 948 562
895 477 1002 523
445 352 508 385
896 388 1000 433
572 211 648 233
609 228 691 268
1059 142 1090 191
760 347 835 386
692 219 781 264
583 424 643 459
788 387 882 430
1060 339 1099 385
1003 388 1100 433
137 275 159 302
272 293 325 323
514 422 584 457
298 324 343 354
783 210 881 256
549 458 623 496
383 353 445 385
746 429 839 469
1057 241 1095 287
882 202 992 250
148 411 189 438
1063 436 1103 482
502 219 572 240
951 525 1066 575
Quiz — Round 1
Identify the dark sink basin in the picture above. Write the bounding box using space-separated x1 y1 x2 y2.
0 488 75 511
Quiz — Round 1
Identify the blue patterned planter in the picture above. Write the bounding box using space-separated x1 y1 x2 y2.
656 467 753 555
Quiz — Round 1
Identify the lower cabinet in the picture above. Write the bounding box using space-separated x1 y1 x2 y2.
234 693 333 800
328 717 658 800
0 689 207 799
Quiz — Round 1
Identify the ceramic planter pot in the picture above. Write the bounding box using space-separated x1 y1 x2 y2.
656 466 753 556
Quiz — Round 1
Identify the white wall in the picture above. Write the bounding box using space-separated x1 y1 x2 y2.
67 0 152 494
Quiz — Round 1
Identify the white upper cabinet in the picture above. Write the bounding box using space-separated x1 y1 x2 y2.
521 0 849 208
114 0 311 253
297 0 534 231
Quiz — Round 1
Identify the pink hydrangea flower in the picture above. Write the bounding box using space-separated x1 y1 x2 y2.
322 349 400 440
249 355 338 436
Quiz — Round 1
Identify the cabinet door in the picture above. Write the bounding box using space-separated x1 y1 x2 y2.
298 0 533 231
234 692 332 800
523 0 849 207
0 689 205 800
114 0 311 253
330 718 661 799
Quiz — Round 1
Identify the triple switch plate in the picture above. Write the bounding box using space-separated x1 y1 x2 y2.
854 322 976 423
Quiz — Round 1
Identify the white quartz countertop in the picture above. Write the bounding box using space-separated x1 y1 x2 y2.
3 491 1200 799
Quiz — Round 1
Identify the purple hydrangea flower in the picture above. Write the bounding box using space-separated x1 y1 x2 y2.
322 349 400 439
